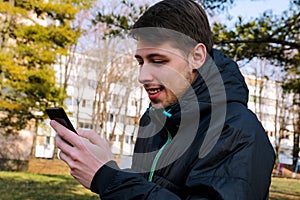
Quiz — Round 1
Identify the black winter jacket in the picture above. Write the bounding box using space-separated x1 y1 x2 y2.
91 49 275 200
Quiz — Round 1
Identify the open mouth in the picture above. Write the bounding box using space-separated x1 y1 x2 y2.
145 86 164 100
148 88 161 95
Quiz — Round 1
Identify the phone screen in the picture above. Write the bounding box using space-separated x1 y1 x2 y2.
46 107 77 133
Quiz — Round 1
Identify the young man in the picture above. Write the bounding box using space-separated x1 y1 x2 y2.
51 0 275 199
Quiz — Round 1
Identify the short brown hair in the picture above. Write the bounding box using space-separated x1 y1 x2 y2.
130 0 213 53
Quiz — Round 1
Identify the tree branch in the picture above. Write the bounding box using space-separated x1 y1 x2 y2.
214 39 300 49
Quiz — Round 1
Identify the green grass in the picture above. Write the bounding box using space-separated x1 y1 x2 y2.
270 177 300 200
0 171 98 200
0 172 300 199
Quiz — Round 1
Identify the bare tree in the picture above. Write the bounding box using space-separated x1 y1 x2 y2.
53 0 149 161
86 36 145 159
292 94 300 166
242 59 297 169
274 91 293 169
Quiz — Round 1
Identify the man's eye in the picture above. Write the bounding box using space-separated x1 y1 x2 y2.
153 60 165 64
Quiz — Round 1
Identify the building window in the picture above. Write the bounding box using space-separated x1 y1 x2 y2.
125 135 131 144
86 100 93 108
112 94 119 105
65 98 72 106
131 99 137 106
84 123 91 129
108 113 114 122
79 122 84 128
88 80 97 89
129 117 136 125
78 122 92 129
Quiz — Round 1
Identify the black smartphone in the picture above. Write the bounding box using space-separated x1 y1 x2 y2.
46 107 77 134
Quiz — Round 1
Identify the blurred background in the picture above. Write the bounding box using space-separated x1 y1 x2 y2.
0 0 299 199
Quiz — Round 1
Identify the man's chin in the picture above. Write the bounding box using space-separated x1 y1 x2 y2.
151 103 164 108
151 101 172 109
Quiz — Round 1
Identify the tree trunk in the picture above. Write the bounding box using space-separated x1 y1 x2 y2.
273 90 280 169
293 113 300 165
275 127 284 170
30 118 38 159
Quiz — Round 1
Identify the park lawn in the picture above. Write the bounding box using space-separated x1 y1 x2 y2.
270 177 300 200
0 171 98 200
0 171 300 199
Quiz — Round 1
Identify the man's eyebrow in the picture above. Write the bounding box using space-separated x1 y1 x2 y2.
134 53 166 60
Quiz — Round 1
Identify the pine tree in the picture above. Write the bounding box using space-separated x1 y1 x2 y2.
0 0 94 134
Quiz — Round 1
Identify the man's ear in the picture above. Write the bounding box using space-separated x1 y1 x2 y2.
191 43 207 70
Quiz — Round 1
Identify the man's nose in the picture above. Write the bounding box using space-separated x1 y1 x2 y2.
138 64 154 84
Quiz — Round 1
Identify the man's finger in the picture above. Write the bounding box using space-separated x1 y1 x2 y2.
77 129 101 145
50 120 78 147
55 134 73 156
59 150 73 169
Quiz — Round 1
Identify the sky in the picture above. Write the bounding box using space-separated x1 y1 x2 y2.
146 0 291 18
143 0 291 28
227 0 290 17
209 0 291 26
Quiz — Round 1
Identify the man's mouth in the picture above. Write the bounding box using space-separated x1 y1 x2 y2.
147 88 161 95
145 86 164 100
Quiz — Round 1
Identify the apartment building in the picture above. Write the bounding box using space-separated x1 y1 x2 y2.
35 51 148 159
244 74 296 164
35 52 297 167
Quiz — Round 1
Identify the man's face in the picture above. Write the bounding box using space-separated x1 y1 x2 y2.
135 41 197 108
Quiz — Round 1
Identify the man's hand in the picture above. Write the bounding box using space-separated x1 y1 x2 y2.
50 120 114 189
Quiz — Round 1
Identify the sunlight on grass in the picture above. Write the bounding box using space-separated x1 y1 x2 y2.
1 171 300 199
270 177 300 200
0 171 98 200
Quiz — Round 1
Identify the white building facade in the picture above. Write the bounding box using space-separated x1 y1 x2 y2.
244 74 296 164
36 51 149 159
36 53 297 166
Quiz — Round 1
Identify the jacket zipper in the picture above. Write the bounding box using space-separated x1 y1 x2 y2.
148 130 172 182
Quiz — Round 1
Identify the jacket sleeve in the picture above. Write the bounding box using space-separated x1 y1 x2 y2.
91 161 223 200
90 160 181 200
